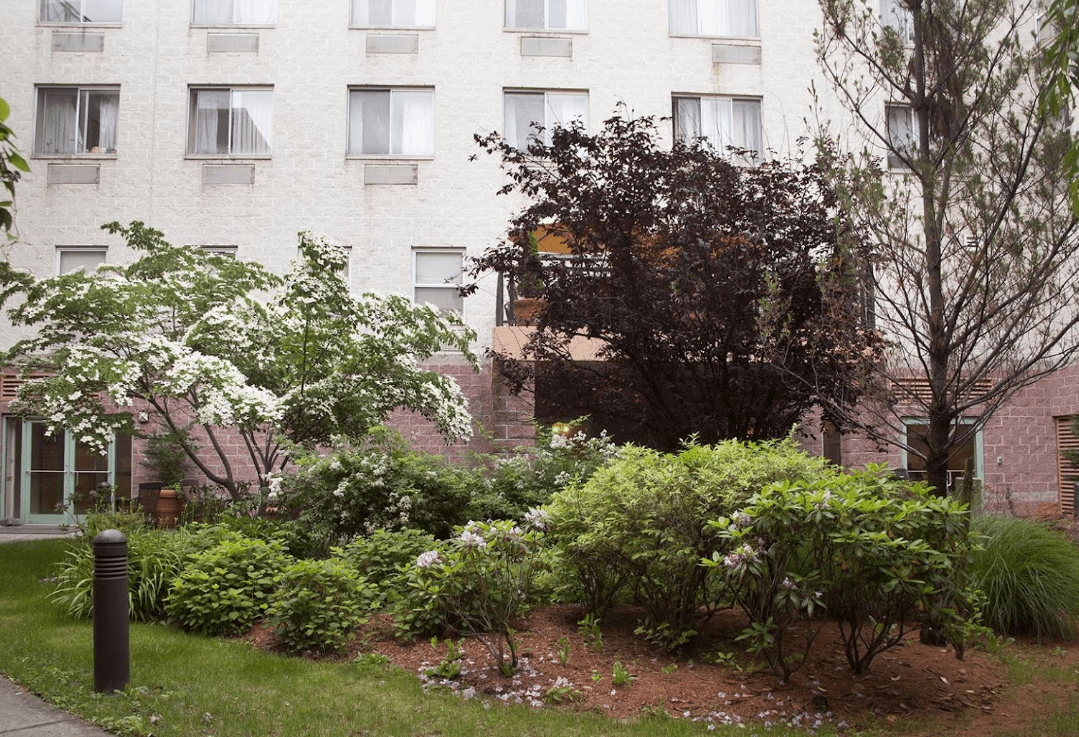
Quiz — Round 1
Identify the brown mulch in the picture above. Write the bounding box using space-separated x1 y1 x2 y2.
245 603 1079 734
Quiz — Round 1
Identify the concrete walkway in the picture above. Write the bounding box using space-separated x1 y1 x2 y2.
0 528 115 737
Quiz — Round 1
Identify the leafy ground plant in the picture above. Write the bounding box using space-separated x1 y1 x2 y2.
265 557 374 655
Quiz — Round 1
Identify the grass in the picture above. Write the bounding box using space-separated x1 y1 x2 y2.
0 539 819 737
967 515 1079 641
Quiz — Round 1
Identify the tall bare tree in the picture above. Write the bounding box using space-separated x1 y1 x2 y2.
814 0 1079 494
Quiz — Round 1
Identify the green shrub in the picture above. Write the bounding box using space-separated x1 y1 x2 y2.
340 528 438 604
544 437 831 650
266 558 374 655
51 526 185 623
968 515 1079 640
707 468 974 678
466 428 619 521
285 427 474 553
393 518 546 674
166 537 291 637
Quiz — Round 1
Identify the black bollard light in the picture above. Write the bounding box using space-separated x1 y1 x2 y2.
93 529 129 692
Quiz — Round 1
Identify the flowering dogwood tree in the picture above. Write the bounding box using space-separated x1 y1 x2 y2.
0 221 477 499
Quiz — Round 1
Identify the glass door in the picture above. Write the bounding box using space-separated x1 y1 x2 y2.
19 420 117 523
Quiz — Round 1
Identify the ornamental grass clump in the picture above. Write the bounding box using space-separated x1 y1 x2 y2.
967 515 1079 641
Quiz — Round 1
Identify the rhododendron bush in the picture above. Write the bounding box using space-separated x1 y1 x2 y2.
0 221 477 499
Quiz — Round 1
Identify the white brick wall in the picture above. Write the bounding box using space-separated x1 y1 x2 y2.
1 0 836 352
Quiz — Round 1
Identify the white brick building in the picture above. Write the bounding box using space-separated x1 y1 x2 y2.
1 0 1075 523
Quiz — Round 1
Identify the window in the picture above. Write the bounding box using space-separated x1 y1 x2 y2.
57 246 106 274
352 0 434 26
40 0 122 23
414 250 464 314
505 0 586 30
669 0 757 37
902 419 982 494
200 245 238 258
885 103 917 168
348 89 434 156
673 96 762 161
192 0 275 24
34 87 119 155
188 88 273 156
503 91 587 149
880 0 913 42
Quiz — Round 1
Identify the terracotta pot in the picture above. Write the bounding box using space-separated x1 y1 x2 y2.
513 297 546 325
154 488 185 529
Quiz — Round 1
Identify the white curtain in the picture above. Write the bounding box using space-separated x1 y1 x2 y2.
674 97 701 143
231 89 272 154
886 104 916 165
545 93 587 142
40 88 78 154
697 0 725 35
194 89 230 154
236 0 275 23
89 91 120 152
669 0 696 34
701 97 733 152
504 92 544 149
732 99 761 159
392 0 435 25
193 0 231 23
393 90 434 155
506 0 543 28
564 0 586 29
729 0 756 36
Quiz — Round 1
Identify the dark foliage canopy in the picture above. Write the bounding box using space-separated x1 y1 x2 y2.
468 113 883 450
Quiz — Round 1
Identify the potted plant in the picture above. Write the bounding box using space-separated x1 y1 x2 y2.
140 429 191 528
512 231 546 325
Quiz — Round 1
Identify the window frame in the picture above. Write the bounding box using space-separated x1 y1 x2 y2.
504 0 588 32
413 248 465 316
191 0 276 26
502 89 589 150
33 86 121 158
351 0 435 28
880 0 914 43
187 86 274 158
672 94 763 163
347 87 436 158
668 0 758 38
38 0 123 24
56 246 107 275
885 103 919 170
900 417 983 493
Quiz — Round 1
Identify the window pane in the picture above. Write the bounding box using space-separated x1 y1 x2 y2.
392 0 415 24
673 97 701 143
350 90 391 154
80 90 119 153
880 0 912 40
669 0 698 33
886 104 915 166
191 89 230 154
416 252 463 285
507 0 543 28
82 0 123 22
193 0 232 23
391 90 434 155
37 88 78 154
732 99 761 159
545 93 587 138
58 248 106 274
413 0 435 25
504 92 545 149
729 0 756 35
230 89 272 154
414 287 462 313
234 0 275 23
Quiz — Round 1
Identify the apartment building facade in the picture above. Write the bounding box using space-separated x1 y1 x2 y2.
0 0 1074 523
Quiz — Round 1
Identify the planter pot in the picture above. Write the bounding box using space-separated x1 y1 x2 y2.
513 297 545 325
154 488 185 529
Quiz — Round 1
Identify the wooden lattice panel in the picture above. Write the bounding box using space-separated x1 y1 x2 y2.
1057 416 1079 517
